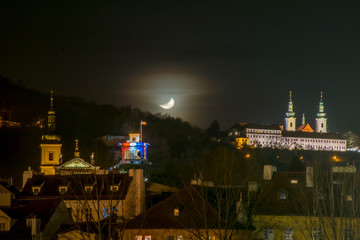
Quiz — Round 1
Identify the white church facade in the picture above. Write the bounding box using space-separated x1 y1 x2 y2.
228 92 347 152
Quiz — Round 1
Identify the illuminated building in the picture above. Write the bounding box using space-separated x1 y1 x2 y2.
119 133 149 164
228 92 346 152
40 91 62 175
0 110 20 128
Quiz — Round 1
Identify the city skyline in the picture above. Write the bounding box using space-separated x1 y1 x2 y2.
1 1 360 132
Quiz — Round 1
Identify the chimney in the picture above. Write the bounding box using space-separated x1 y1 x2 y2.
263 165 277 180
306 166 314 187
23 167 34 189
128 169 145 216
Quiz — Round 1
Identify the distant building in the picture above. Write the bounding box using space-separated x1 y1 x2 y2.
116 185 252 240
227 92 346 152
118 133 149 164
0 110 20 128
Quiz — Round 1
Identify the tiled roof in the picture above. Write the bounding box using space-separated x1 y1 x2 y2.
282 131 345 139
123 185 221 229
20 173 132 200
0 199 72 239
254 172 309 216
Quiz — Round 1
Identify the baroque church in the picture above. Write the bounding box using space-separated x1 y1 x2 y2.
228 92 347 151
38 91 105 176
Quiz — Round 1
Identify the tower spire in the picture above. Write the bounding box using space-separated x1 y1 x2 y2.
285 91 296 131
316 91 327 133
302 113 305 125
74 139 80 158
286 91 295 117
47 90 56 132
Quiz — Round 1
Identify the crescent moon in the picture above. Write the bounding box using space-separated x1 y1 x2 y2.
160 97 175 109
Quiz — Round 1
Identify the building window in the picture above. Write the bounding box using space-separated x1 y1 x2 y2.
85 186 93 192
312 227 322 240
347 195 353 201
290 179 298 184
279 191 287 200
49 152 54 161
135 236 142 240
176 236 183 240
32 187 40 195
110 185 119 192
145 236 151 240
264 227 274 239
58 186 67 194
208 236 215 240
168 237 174 240
174 208 180 216
102 208 109 219
284 227 294 240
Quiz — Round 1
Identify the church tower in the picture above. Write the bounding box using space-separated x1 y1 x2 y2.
40 91 62 175
316 92 327 133
285 91 296 131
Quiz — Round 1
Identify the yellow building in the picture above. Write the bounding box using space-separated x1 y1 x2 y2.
236 137 249 149
40 90 62 175
252 165 360 240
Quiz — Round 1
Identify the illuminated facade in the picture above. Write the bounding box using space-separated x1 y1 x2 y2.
228 92 346 152
119 133 149 163
40 91 62 175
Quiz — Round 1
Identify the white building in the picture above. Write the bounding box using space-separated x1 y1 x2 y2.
227 92 346 152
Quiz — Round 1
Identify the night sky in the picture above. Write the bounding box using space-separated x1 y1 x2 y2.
1 1 360 133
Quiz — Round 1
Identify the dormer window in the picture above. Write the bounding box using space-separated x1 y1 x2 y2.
85 186 93 193
173 204 183 216
174 208 180 216
32 187 40 195
110 185 119 192
279 189 288 200
58 186 68 194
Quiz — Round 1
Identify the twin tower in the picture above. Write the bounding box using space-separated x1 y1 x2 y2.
285 91 327 133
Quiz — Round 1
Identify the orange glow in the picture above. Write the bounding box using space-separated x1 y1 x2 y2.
332 155 342 162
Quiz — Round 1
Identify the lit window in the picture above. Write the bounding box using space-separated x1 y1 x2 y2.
208 236 215 240
290 179 298 184
102 208 109 219
347 195 353 201
49 152 54 161
174 208 180 216
264 227 274 240
58 187 67 194
312 227 322 240
284 227 294 240
145 236 151 240
85 186 93 192
279 192 287 200
32 187 40 195
110 185 119 192
135 236 142 240
176 236 183 240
